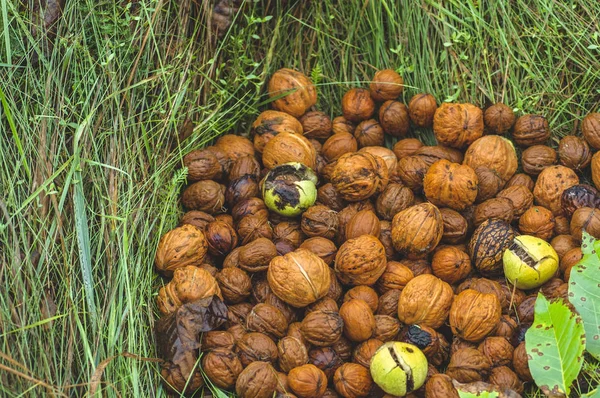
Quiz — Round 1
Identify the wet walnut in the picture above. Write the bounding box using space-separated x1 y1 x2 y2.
354 119 384 148
342 88 376 122
408 93 437 128
288 364 328 398
340 299 376 342
331 152 389 202
463 135 518 183
301 205 339 240
278 336 309 373
157 266 222 315
521 145 557 175
268 68 317 117
484 103 515 135
424 160 478 211
155 224 208 276
446 348 492 383
433 102 484 149
534 165 580 215
204 220 238 257
379 100 410 137
392 203 443 258
431 246 471 285
235 361 278 398
268 248 331 308
333 363 373 398
300 310 344 347
335 235 387 285
561 184 600 218
558 135 592 171
369 69 404 101
518 206 555 241
512 114 550 146
398 274 454 329
309 346 345 379
450 289 502 342
216 267 251 304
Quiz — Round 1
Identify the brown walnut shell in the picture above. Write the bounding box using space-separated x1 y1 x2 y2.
593 152 600 191
205 220 238 257
393 138 424 159
246 303 289 340
463 135 518 182
345 209 381 239
301 205 339 240
227 302 253 327
155 224 208 276
299 237 337 266
431 246 471 285
446 348 492 383
265 292 297 325
179 210 215 230
231 197 267 223
235 361 277 398
493 315 518 341
513 342 533 382
417 144 465 164
379 100 410 137
331 152 388 202
424 159 478 211
473 197 514 226
332 116 356 135
342 88 376 122
478 336 515 367
561 247 583 278
561 184 599 218
268 68 317 117
237 213 273 245
333 363 372 398
473 167 506 203
300 111 332 140
468 219 515 275
226 175 259 207
236 332 278 367
322 132 358 162
354 119 384 148
551 234 579 260
157 266 221 315
251 110 303 153
262 132 317 170
408 93 437 128
484 103 515 135
425 374 460 398
496 185 534 218
379 220 396 260
184 148 225 181
273 221 305 248
377 289 401 317
512 114 550 146
278 336 309 373
268 248 331 308
376 260 415 294
339 299 376 342
555 215 571 235
519 206 555 241
305 298 339 315
215 134 255 163
373 315 401 342
457 278 508 312
489 366 523 394
571 207 600 240
202 348 243 390
300 310 344 347
394 155 430 191
343 286 379 312
440 208 468 244
288 364 328 398
334 234 387 286
202 331 235 352
433 102 484 148
391 203 443 258
558 135 592 171
376 183 414 221
521 145 557 175
533 165 580 214
582 112 600 149
229 155 261 182
450 290 502 342
505 173 535 191
398 274 453 328
317 183 347 211
352 338 384 368
238 238 278 272
370 69 403 101
216 267 251 304
398 324 450 366
181 180 226 214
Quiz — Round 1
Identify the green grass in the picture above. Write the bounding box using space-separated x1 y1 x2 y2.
0 0 599 396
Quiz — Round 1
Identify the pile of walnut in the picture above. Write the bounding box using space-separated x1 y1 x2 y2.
153 67 600 398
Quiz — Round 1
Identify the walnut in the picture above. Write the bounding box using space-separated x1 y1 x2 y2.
300 111 332 140
493 315 518 341
229 155 261 181
352 338 384 368
519 206 555 241
397 274 454 328
457 278 508 313
552 234 579 261
179 210 215 230
183 148 225 181
473 197 515 227
273 221 305 248
582 112 600 149
288 364 328 398
512 114 550 146
345 209 381 239
231 197 267 223
473 167 506 203
446 348 492 383
555 215 571 235
433 102 484 148
440 208 468 244
513 342 533 382
496 185 534 218
225 175 259 207
334 235 387 285
332 116 356 135
464 135 518 183
214 134 255 162
201 331 235 352
378 220 396 260
308 347 344 380
398 324 450 366
571 207 600 240
558 135 592 171
157 266 221 315
216 267 251 304
377 289 401 317
299 237 337 266
408 93 437 128
267 249 331 307
505 173 535 191
561 184 599 218
204 220 238 257
331 152 389 201
251 110 303 153
354 119 384 147
521 145 557 175
379 100 410 137
484 103 515 134
226 302 253 328
322 132 358 162
423 160 478 211
343 286 379 312
369 69 403 101
333 363 373 398
267 68 317 117
305 298 339 314
202 348 243 390
155 224 208 276
278 336 309 373
300 310 344 347
359 146 398 173
489 366 524 394
331 337 354 362
450 289 501 342
372 315 401 342
246 303 289 340
534 165 580 214
478 336 514 367
236 332 278 367
262 132 317 170
342 88 376 122
250 277 271 304
181 180 226 214
393 138 424 159
237 212 273 245
235 361 278 398
317 183 347 211
326 268 344 302
392 203 443 258
265 292 298 325
301 205 339 240
431 246 472 285
376 261 415 294
375 183 414 221
238 238 278 272
425 374 459 398
339 299 376 342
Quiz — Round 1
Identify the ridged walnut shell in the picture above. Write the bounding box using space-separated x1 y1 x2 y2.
155 224 208 276
181 180 226 214
446 348 492 383
391 203 443 258
354 119 384 148
262 132 317 170
397 274 454 329
370 69 403 101
235 361 278 398
334 235 387 286
333 363 373 398
473 197 514 226
424 159 478 211
214 134 255 162
379 100 410 137
332 116 356 135
331 152 389 202
513 341 533 382
450 289 502 342
339 299 376 342
440 208 468 244
506 173 535 191
252 110 303 153
342 88 376 122
157 266 222 315
468 219 515 275
205 220 238 257
268 248 331 308
463 135 518 182
202 348 243 390
268 68 317 117
496 185 534 218
216 267 251 304
343 286 379 312
322 132 358 162
236 332 278 367
300 310 344 347
582 112 600 149
512 114 550 146
246 303 289 340
308 346 345 379
533 165 580 214
521 145 557 175
300 111 332 140
278 336 309 373
519 206 555 241
484 103 515 135
431 246 472 285
299 237 337 266
301 205 339 240
345 209 381 239
393 138 424 159
408 93 437 128
425 374 459 398
376 183 414 221
433 103 484 148
239 238 278 272
478 336 514 367
359 146 398 173
183 148 225 181
288 364 328 398
558 135 591 171
571 207 600 240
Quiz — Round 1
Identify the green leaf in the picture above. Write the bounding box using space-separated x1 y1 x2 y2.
582 388 600 398
569 232 600 360
526 294 586 396
457 391 499 398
